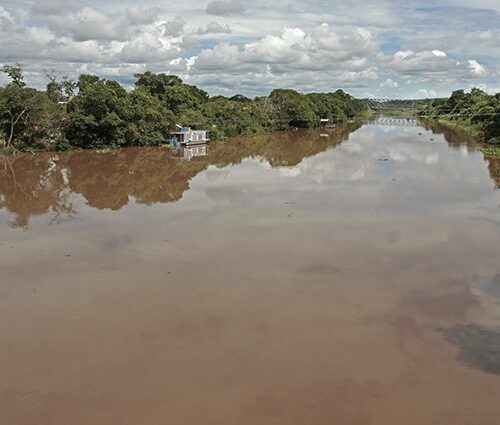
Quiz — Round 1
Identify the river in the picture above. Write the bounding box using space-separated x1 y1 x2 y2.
1 117 500 424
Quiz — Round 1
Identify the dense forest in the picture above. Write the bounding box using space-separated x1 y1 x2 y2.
417 88 500 146
0 65 368 152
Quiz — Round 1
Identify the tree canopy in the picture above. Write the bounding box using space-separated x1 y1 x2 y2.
0 66 373 151
417 89 500 145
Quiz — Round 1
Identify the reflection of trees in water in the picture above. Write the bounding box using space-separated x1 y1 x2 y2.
485 156 500 188
420 119 477 151
421 119 499 188
207 122 360 168
0 153 75 227
63 149 207 210
0 124 358 227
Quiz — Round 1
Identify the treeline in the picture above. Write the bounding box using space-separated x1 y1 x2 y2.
0 65 368 152
417 88 500 145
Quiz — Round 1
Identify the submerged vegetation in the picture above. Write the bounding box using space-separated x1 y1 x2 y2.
417 88 500 146
0 65 368 152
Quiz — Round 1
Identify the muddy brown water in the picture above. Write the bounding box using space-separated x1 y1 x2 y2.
1 118 500 424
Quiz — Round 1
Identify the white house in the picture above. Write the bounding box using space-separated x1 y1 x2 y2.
169 126 209 146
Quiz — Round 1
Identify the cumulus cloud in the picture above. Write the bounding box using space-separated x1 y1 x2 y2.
120 33 179 63
388 50 459 74
126 6 161 25
197 21 232 35
195 24 378 74
206 0 245 16
164 16 186 37
196 42 240 69
41 7 127 41
380 78 399 89
1 0 500 97
415 88 438 98
467 59 488 76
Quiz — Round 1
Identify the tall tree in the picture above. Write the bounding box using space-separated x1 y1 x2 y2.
0 64 26 88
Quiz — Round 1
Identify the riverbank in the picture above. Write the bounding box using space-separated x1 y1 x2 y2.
432 118 500 157
416 89 500 153
1 69 371 154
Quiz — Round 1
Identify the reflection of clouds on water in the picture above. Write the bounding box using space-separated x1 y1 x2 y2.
195 124 497 211
279 167 302 178
1 120 499 229
471 273 500 302
205 187 242 203
205 168 231 182
389 150 440 165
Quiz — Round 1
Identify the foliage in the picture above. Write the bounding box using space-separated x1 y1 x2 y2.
0 85 63 149
268 89 317 129
65 77 130 148
1 67 371 152
1 64 26 88
126 88 176 146
45 72 77 103
480 146 500 157
417 88 500 145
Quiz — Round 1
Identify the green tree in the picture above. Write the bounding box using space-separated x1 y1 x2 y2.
268 89 317 129
65 77 130 148
1 64 26 88
134 72 182 99
0 85 61 149
125 88 175 146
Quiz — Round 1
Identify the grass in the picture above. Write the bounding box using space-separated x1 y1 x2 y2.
436 118 483 140
480 146 500 157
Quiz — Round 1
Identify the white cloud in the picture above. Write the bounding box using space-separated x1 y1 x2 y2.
467 59 488 76
126 6 162 25
415 88 438 98
388 49 458 74
120 30 181 63
194 24 378 74
196 42 240 69
44 7 127 41
164 16 186 37
380 78 399 89
0 0 499 97
197 21 232 35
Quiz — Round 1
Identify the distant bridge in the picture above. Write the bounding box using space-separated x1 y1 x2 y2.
364 98 426 110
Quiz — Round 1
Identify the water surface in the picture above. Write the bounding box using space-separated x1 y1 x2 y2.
1 118 500 425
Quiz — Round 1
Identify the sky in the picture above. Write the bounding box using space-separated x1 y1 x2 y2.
0 0 500 98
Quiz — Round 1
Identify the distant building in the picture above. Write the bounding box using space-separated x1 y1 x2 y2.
169 126 209 146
